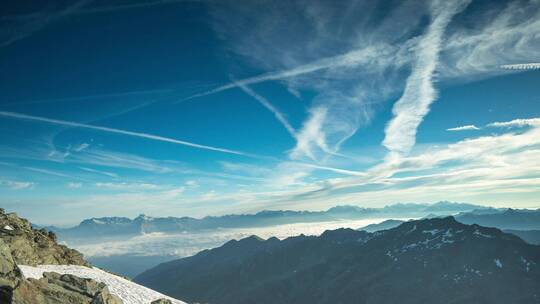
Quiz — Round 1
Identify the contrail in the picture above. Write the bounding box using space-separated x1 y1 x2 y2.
178 45 385 102
0 0 93 49
500 63 540 70
383 0 471 155
233 79 297 138
0 111 259 158
2 88 173 107
296 163 366 177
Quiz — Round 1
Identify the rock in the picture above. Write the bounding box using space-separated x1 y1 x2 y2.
0 210 88 266
12 273 124 304
0 238 22 302
151 298 173 304
42 272 105 297
91 287 123 304
0 239 22 286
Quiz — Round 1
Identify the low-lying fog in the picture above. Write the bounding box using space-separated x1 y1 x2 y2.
63 218 404 277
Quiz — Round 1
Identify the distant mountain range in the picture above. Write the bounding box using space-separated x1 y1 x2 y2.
134 217 540 304
358 209 540 244
47 201 490 239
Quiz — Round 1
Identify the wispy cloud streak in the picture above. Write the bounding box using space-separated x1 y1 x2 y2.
487 118 540 128
0 180 34 190
447 125 480 131
233 79 296 138
501 63 540 70
0 0 92 48
0 111 258 158
383 0 471 155
180 45 385 102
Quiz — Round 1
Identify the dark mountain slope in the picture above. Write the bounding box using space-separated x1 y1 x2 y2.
358 219 405 232
505 230 540 245
456 208 540 230
135 217 540 304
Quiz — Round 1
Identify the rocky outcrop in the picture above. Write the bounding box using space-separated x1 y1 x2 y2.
0 208 88 267
151 299 173 304
0 239 22 303
12 272 122 304
0 208 123 304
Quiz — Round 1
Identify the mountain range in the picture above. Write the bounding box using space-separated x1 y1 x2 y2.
47 201 491 239
134 217 540 304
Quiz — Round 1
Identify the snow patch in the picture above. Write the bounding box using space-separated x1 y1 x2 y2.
3 225 14 231
423 229 441 236
406 225 417 234
386 250 398 262
473 229 493 238
18 265 186 304
520 256 532 272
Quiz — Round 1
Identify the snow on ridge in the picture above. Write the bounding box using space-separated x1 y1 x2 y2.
422 229 441 236
18 265 186 304
473 229 493 238
3 225 14 231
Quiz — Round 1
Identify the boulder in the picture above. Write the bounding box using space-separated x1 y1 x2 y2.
12 272 123 304
91 287 123 304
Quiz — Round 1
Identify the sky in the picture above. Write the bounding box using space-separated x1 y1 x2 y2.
0 0 539 225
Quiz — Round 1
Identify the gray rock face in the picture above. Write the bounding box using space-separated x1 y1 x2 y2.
0 238 22 302
0 209 88 267
0 239 21 287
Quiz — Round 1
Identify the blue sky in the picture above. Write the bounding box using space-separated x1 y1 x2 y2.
1 0 539 225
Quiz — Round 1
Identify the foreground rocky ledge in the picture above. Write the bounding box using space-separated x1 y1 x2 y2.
0 208 184 303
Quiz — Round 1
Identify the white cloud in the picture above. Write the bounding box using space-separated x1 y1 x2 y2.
200 118 540 213
68 182 82 189
95 182 162 190
441 0 540 78
78 167 119 178
234 79 296 137
0 111 258 158
181 45 386 102
205 0 539 162
487 118 540 128
447 125 480 131
290 107 329 160
184 180 199 188
383 0 471 155
74 143 90 152
501 63 540 70
0 0 91 49
0 180 34 190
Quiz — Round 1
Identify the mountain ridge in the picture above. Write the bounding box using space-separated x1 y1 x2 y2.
135 216 540 304
48 201 492 239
